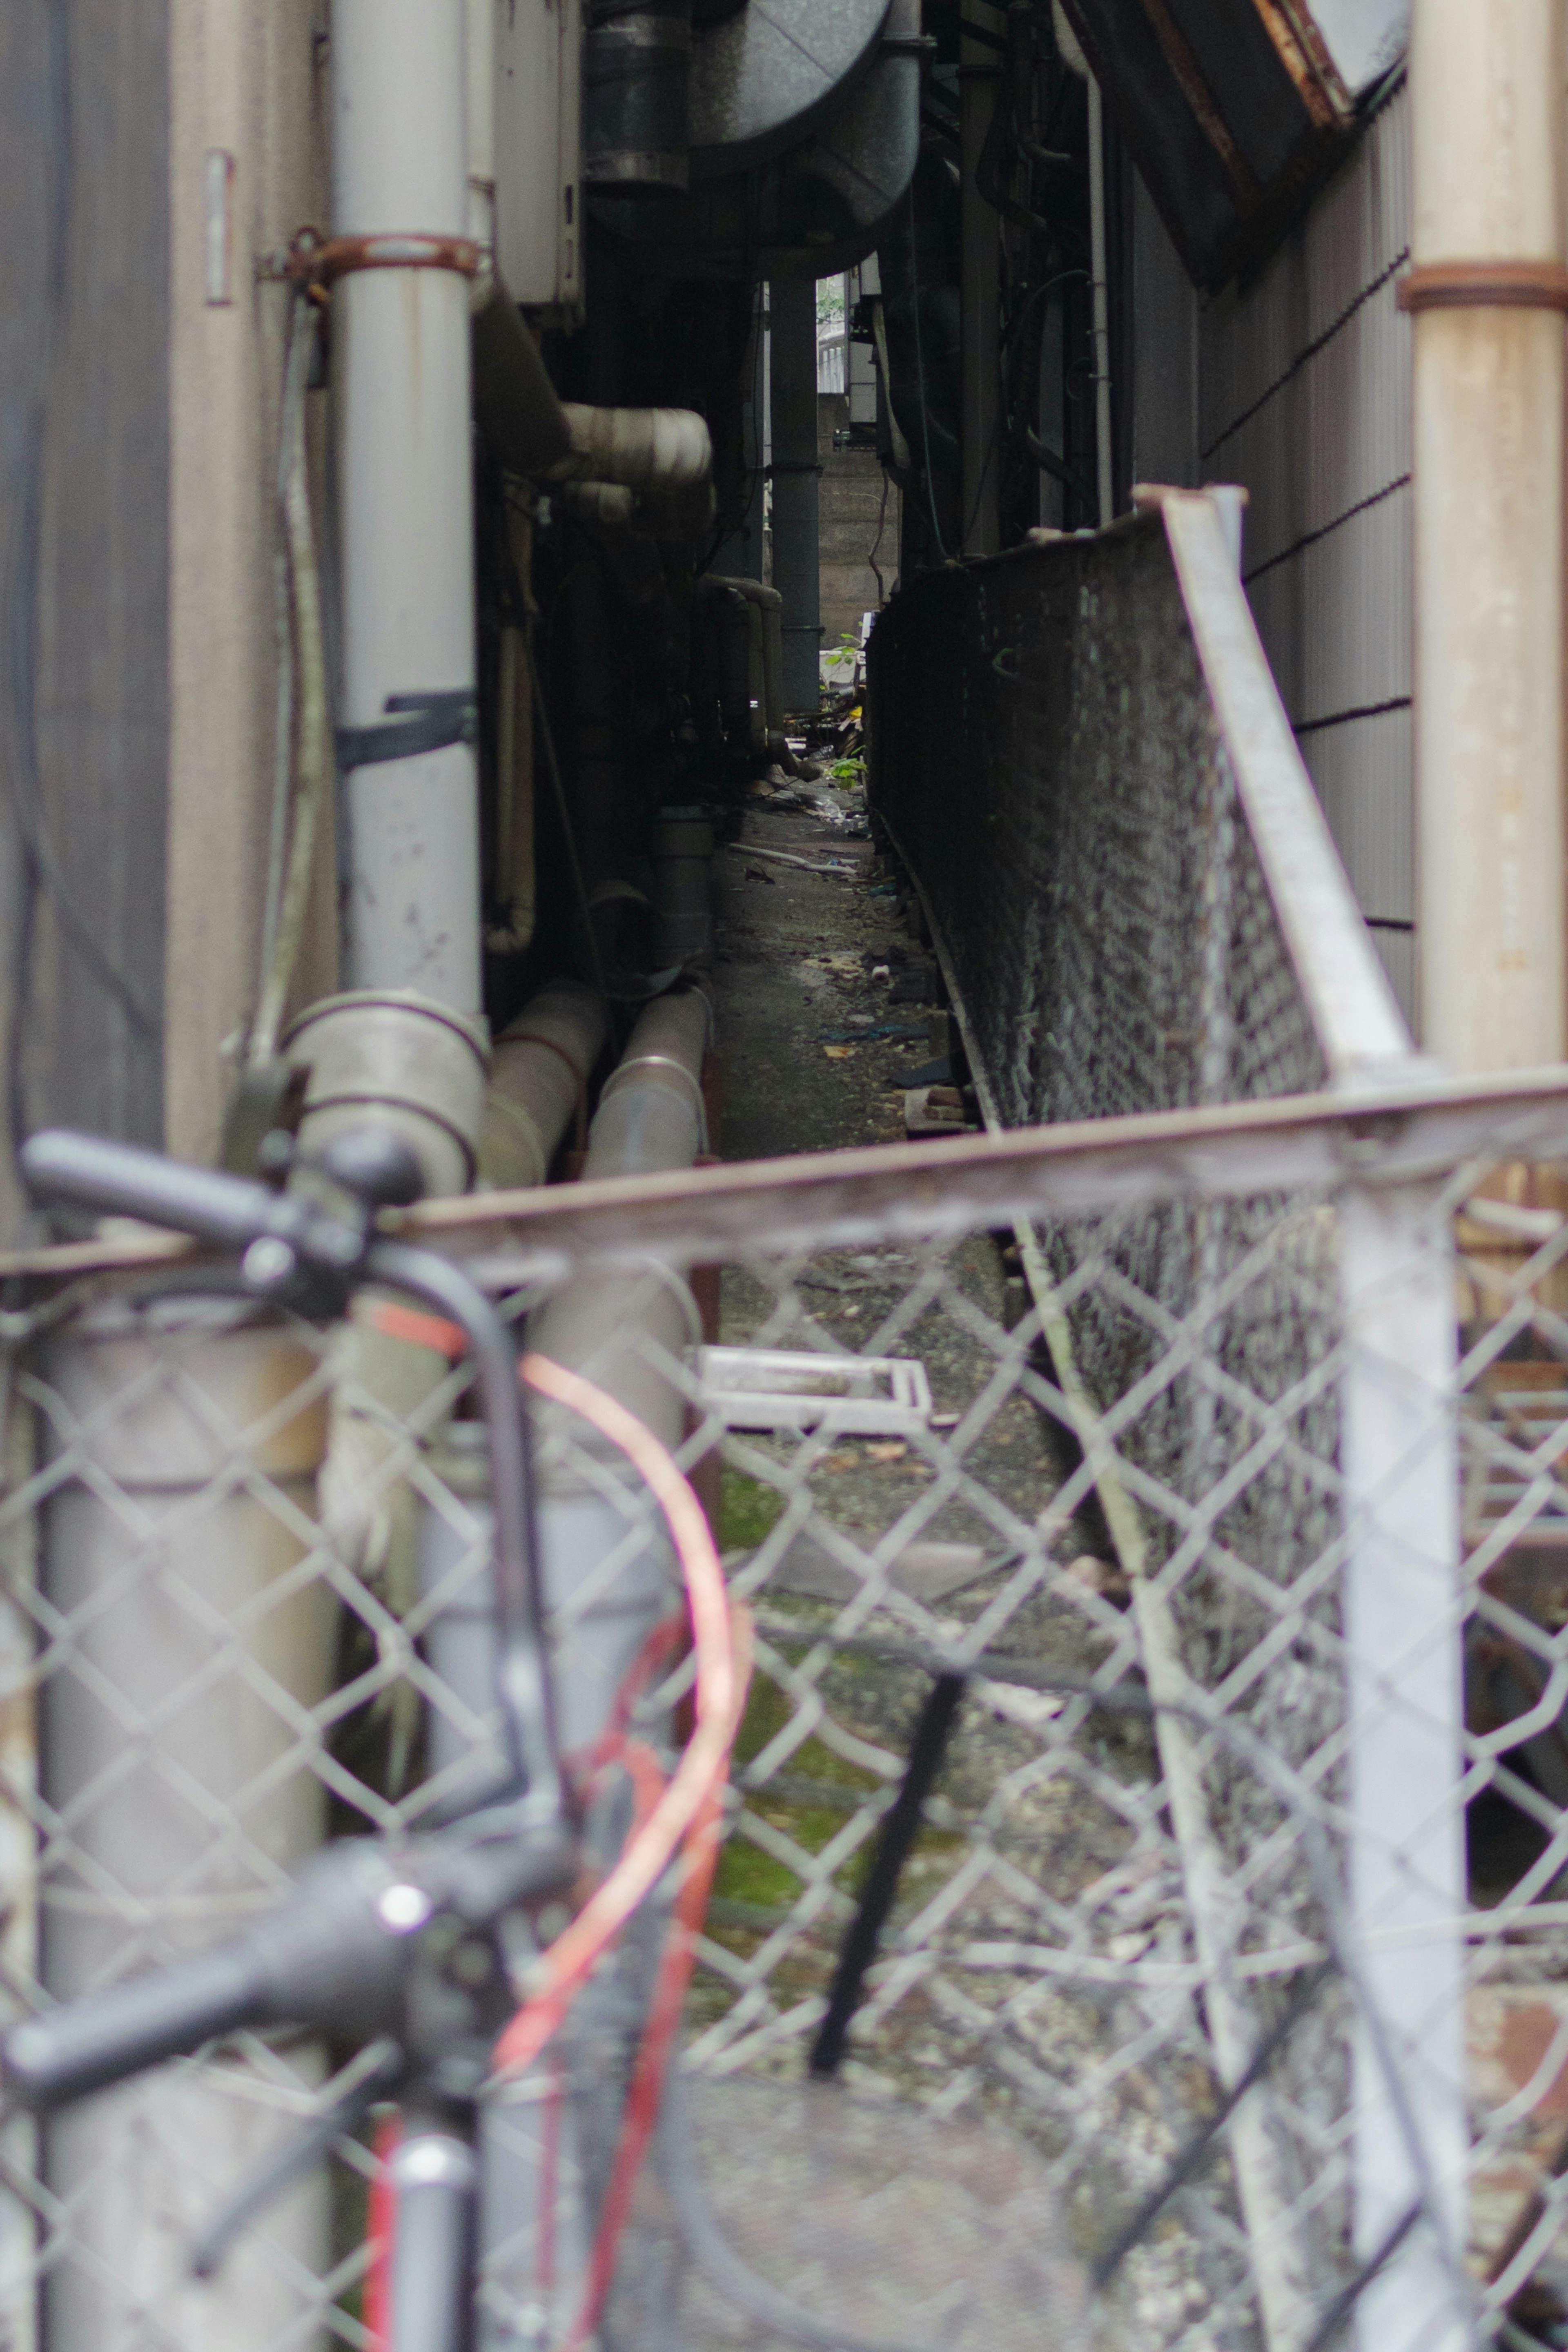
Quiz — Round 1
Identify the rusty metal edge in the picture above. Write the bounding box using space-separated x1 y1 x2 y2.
1156 486 1419 1087
4 1071 1568 1286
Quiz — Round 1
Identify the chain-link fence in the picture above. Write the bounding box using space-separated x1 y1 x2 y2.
1 1079 1566 2352
0 483 1558 2352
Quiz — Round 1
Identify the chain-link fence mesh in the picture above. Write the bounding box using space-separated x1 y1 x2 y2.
0 484 1541 2352
0 1111 1560 2352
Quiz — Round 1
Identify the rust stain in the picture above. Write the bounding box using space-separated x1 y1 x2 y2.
1500 2002 1568 2119
1136 0 1259 210
1250 0 1345 129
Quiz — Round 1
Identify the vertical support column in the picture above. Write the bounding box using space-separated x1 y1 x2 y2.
712 286 767 582
39 1306 332 2352
769 276 822 711
1339 1180 1470 2352
1087 77 1114 530
334 0 482 1010
1409 0 1565 1070
960 16 1000 556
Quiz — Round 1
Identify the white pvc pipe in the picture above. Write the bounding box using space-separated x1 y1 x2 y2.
466 0 497 269
1412 0 1564 1070
333 0 482 1011
1340 1186 1469 2352
40 1304 331 2352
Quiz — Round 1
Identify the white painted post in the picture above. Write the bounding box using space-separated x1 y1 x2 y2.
1339 1179 1472 2352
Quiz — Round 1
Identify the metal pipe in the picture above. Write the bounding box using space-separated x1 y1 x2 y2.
333 0 482 1009
769 277 822 709
39 1302 331 2352
707 575 786 761
1410 0 1566 1070
428 990 710 2345
583 0 693 195
545 404 715 541
960 15 1000 555
479 980 608 1190
1087 76 1114 530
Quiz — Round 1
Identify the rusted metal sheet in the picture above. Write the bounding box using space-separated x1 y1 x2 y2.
1060 0 1375 290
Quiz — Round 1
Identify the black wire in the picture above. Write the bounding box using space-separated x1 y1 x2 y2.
868 470 890 606
1297 2204 1424 2352
961 265 1089 548
1090 1962 1333 2287
905 183 951 565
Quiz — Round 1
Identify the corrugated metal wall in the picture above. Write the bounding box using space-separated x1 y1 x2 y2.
1135 80 1414 1021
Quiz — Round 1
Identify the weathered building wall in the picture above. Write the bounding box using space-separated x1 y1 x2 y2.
0 0 172 1233
1132 80 1414 1025
166 0 336 1165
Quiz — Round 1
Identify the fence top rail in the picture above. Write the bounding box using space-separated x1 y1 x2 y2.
7 1068 1568 1289
1155 486 1419 1091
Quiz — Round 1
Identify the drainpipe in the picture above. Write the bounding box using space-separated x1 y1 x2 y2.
427 989 710 2344
1405 0 1566 1071
769 278 822 710
333 0 481 1010
478 980 608 1190
40 1303 331 2352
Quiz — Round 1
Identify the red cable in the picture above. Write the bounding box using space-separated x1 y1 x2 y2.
363 2112 402 2352
491 1354 746 2080
355 1327 747 2344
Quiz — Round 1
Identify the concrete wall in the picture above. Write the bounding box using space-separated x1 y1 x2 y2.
0 0 173 1231
817 390 899 668
1130 79 1415 1026
166 0 337 1165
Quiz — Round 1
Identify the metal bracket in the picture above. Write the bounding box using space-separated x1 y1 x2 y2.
336 690 478 773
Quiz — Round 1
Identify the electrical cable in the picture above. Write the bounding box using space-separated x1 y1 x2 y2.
904 183 951 564
259 318 300 997
868 470 890 606
251 291 330 1061
491 1350 748 2081
961 268 1088 547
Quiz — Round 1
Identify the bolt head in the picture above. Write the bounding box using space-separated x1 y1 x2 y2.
377 1882 433 1935
243 1235 298 1290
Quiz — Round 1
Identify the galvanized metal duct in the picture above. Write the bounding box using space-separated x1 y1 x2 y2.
688 0 890 177
600 0 922 279
584 0 694 195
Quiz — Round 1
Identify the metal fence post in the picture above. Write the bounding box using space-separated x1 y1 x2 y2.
1339 1177 1472 2352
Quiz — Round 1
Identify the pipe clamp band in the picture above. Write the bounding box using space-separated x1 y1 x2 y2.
599 1053 708 1153
337 690 477 772
1398 261 1568 314
286 232 482 287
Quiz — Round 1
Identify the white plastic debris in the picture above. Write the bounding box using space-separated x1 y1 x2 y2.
695 1345 933 1435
